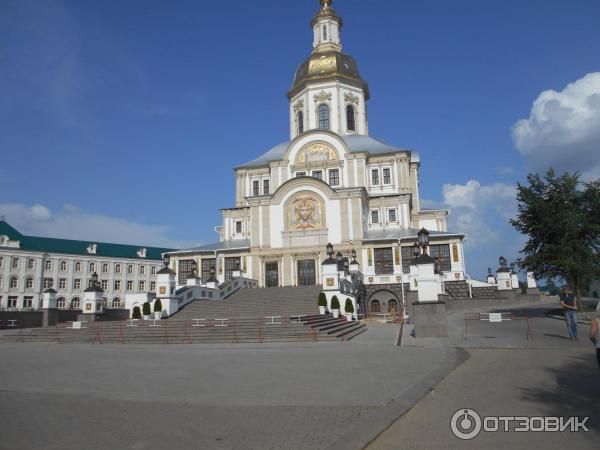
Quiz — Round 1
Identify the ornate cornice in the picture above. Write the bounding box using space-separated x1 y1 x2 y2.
313 90 332 103
344 92 359 104
293 100 304 113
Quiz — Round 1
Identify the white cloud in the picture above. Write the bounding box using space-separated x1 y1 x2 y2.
512 72 600 181
0 203 191 249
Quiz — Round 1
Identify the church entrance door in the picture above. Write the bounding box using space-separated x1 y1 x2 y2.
265 262 279 288
297 260 316 286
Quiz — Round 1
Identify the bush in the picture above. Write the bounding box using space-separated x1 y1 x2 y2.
132 306 141 319
331 295 340 310
142 302 151 316
318 292 327 307
344 298 354 314
153 298 162 313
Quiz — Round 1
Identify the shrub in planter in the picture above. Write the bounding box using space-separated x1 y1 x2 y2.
344 298 354 321
318 292 327 314
132 306 141 319
153 298 162 312
142 302 151 317
331 295 340 318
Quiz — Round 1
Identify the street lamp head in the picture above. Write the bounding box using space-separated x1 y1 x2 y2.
326 243 334 258
343 259 349 271
210 266 216 278
91 272 98 284
336 251 343 263
499 256 507 268
351 249 357 262
163 254 170 267
412 242 421 258
488 267 493 277
417 228 430 249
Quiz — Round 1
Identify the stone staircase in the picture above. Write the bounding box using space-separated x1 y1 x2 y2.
300 315 367 340
171 286 322 320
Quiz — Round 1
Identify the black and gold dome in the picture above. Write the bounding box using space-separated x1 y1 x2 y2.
288 51 369 100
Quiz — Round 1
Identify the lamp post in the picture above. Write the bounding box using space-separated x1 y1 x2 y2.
191 260 197 278
351 249 357 262
336 251 343 271
499 256 507 269
163 253 171 268
343 258 349 273
417 228 430 255
326 243 334 259
412 242 421 258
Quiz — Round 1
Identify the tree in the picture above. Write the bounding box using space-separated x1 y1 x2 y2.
153 298 162 313
318 292 327 307
510 169 600 305
132 306 141 319
142 302 151 317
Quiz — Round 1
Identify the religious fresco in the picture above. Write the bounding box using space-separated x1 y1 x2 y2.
296 143 338 165
288 193 324 230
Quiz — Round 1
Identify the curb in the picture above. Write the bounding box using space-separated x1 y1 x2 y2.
326 344 469 450
546 309 592 325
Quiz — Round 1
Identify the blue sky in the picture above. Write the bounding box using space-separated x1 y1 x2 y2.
1 0 599 280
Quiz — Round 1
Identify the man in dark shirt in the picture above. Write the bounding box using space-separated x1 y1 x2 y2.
560 287 579 340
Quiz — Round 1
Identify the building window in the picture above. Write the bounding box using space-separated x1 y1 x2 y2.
429 244 452 273
253 180 260 196
127 281 133 291
346 104 356 131
370 299 381 313
322 24 328 41
139 281 146 292
178 259 195 285
388 209 397 223
23 297 33 309
7 297 18 308
9 276 18 289
139 265 146 275
57 297 66 309
371 169 380 185
112 298 121 308
27 258 34 269
60 261 67 271
374 248 394 275
0 256 3 268
44 260 52 271
102 263 109 273
74 279 81 290
115 264 121 274
58 278 67 290
127 265 133 274
263 179 270 195
225 257 241 282
11 257 19 269
89 262 95 273
328 169 339 186
114 280 121 291
75 261 81 272
318 104 330 129
297 111 304 134
150 281 156 291
71 298 80 309
312 170 323 180
371 210 379 224
296 172 306 177
25 277 34 289
383 167 391 184
0 278 2 289
101 280 108 291
201 258 216 281
151 266 156 275
401 246 414 274
43 278 53 289
236 221 243 234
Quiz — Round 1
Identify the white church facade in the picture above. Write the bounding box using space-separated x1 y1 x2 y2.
167 0 466 290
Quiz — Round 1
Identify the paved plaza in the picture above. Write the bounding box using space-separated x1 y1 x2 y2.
1 297 598 450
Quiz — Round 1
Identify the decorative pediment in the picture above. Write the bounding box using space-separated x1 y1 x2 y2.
86 243 97 254
344 92 359 104
293 99 304 113
313 90 332 103
137 248 147 258
295 142 338 165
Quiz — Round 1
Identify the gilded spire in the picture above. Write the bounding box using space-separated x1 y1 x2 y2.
320 0 333 8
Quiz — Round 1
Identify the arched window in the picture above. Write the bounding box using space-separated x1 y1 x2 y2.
115 264 121 274
44 260 52 271
112 297 121 308
297 111 304 135
346 104 356 131
57 297 66 308
75 261 82 272
89 262 95 273
71 297 80 309
9 276 18 289
60 261 67 271
370 299 381 313
102 263 109 273
318 104 330 129
388 299 398 313
25 277 34 289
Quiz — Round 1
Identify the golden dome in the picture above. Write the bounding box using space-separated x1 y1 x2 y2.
288 51 369 100
311 2 342 29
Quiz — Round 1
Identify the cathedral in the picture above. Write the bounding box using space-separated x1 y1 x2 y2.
167 0 466 290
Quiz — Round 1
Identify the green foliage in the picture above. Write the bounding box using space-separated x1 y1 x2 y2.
510 169 600 302
153 298 162 312
318 292 327 307
331 295 340 310
132 306 141 319
142 302 151 316
344 298 354 314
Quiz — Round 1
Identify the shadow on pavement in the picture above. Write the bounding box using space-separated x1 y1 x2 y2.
543 333 572 341
520 353 600 438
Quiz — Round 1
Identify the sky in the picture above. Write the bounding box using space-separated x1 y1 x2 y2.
1 0 599 280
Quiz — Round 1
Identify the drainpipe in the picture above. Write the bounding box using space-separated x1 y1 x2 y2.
459 238 472 299
397 239 406 313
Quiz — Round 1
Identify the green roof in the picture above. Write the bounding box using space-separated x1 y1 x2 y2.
0 220 173 261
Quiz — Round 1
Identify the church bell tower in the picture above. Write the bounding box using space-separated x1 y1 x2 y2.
288 0 370 140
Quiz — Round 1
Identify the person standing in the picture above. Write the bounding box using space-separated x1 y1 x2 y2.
559 287 579 340
590 303 600 369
